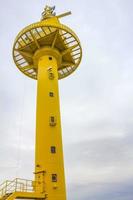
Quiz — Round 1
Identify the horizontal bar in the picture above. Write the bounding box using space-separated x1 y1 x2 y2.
57 11 72 19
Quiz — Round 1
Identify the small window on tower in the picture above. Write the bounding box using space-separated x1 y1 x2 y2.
52 174 57 182
49 116 56 126
51 146 56 153
49 57 52 60
49 92 54 97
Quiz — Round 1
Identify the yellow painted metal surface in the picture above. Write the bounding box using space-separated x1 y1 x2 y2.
35 54 66 200
0 5 82 200
12 11 82 80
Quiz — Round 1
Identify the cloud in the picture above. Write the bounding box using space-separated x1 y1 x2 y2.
0 0 133 200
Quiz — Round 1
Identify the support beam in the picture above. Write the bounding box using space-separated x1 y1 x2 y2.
15 50 33 59
30 31 40 49
61 44 79 56
52 30 59 48
21 65 34 71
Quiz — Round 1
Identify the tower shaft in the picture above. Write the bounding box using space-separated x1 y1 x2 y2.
35 55 66 200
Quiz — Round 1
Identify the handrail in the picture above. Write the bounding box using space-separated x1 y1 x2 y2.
0 180 12 190
0 178 35 198
0 179 16 189
0 181 6 189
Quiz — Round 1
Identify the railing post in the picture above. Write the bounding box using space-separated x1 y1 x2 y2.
5 181 7 195
26 180 27 192
1 188 3 197
15 178 17 192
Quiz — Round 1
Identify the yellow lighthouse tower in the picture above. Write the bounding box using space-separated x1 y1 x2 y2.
0 5 82 200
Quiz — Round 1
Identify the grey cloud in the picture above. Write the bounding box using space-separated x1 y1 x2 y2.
0 0 133 200
68 181 133 200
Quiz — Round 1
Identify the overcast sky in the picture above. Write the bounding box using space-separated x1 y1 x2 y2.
0 0 133 200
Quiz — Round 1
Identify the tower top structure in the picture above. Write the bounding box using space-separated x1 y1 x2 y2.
12 6 82 80
41 5 56 20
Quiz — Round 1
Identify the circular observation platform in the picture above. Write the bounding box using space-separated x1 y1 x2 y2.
13 20 82 80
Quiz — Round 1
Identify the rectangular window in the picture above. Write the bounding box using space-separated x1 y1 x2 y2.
49 92 54 97
51 146 56 153
51 116 55 122
49 116 56 126
52 174 57 182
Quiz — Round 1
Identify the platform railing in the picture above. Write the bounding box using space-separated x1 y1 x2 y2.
0 178 34 198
